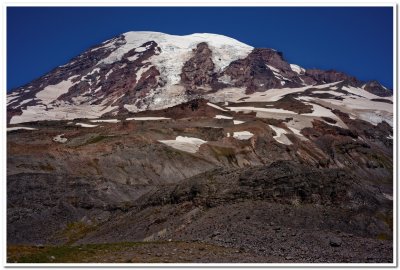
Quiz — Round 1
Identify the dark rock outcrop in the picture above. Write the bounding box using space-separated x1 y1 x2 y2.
363 81 392 97
305 69 360 86
181 42 215 92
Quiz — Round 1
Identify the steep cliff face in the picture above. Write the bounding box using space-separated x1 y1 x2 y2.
181 42 215 91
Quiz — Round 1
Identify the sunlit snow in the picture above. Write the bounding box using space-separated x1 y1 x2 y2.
159 136 207 153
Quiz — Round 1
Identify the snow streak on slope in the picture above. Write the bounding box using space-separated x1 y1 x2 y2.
36 76 79 105
7 127 37 132
290 64 305 75
269 125 292 145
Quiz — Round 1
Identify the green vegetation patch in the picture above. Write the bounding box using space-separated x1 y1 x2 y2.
8 242 145 263
85 135 108 145
62 222 97 245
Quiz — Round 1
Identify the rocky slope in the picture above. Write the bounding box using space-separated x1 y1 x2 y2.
7 32 393 263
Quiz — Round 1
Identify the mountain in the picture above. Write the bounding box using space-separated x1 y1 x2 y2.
7 31 392 124
7 32 393 263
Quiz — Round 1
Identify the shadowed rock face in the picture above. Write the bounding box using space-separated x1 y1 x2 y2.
181 42 215 91
363 81 393 97
305 69 360 86
223 49 303 93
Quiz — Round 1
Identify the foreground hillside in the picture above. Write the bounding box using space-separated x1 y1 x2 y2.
8 92 393 263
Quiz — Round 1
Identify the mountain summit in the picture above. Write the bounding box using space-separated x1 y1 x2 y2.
7 31 392 125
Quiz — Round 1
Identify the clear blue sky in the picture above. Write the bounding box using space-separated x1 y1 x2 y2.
7 7 393 91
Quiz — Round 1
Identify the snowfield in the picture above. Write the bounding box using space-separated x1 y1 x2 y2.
10 102 117 125
302 102 340 118
207 83 342 104
36 75 80 105
159 136 207 153
99 31 253 86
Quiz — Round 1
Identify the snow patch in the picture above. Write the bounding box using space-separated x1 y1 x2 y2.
36 75 79 105
218 74 234 85
13 98 35 108
358 111 393 127
10 98 118 124
159 136 207 153
288 127 305 138
233 120 245 125
302 102 338 119
207 84 339 104
342 85 389 100
233 131 254 140
53 134 67 143
126 117 170 121
207 102 228 112
135 47 148 53
228 106 297 115
269 125 292 145
383 193 393 201
312 90 343 96
94 86 102 93
136 65 153 82
7 92 21 105
267 65 280 73
105 69 113 80
128 54 140 62
7 127 37 132
215 115 233 120
90 119 120 123
87 68 100 76
290 64 305 75
76 123 98 128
